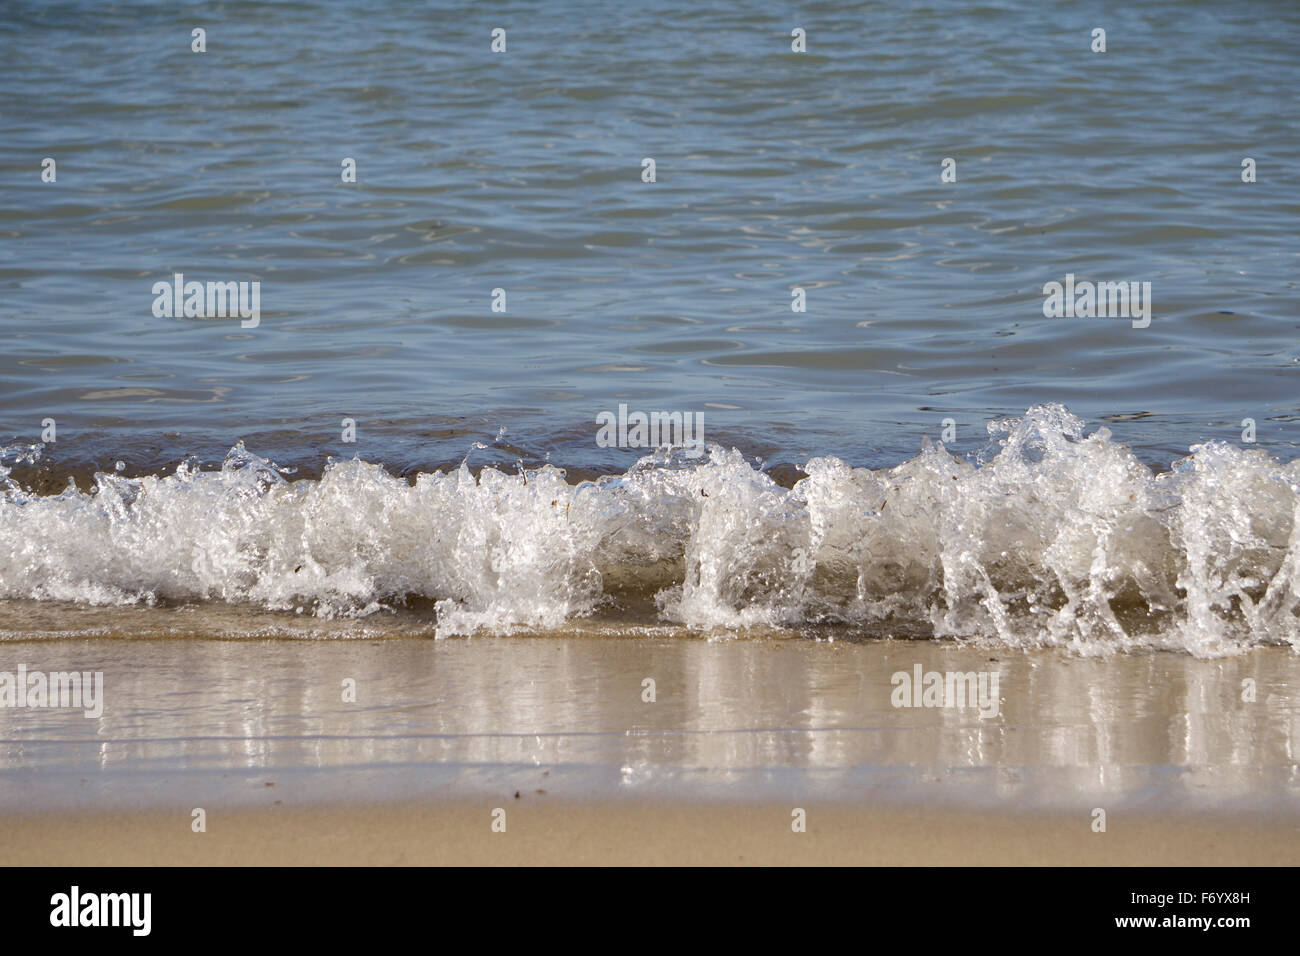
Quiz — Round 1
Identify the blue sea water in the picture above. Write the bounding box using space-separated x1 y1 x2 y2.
1 0 1296 475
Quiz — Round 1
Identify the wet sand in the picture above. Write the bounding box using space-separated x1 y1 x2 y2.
1 630 1299 864
6 801 1299 866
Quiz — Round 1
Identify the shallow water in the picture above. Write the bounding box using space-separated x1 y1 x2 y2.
1 0 1296 477
2 638 1298 814
0 2 1297 645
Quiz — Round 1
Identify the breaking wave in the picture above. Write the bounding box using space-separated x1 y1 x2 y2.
1 405 1297 655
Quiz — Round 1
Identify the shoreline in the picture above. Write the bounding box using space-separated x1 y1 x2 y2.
3 635 1298 864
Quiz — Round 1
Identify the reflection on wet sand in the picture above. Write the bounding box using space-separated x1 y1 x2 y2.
0 636 1297 814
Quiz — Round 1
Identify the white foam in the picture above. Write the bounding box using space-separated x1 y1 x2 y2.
1 405 1296 654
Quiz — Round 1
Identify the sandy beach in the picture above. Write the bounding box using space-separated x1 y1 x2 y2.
5 800 1299 866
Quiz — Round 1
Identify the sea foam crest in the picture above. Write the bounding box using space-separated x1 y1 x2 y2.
0 405 1296 654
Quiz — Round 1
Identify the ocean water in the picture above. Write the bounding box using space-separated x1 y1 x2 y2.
1 1 1298 651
